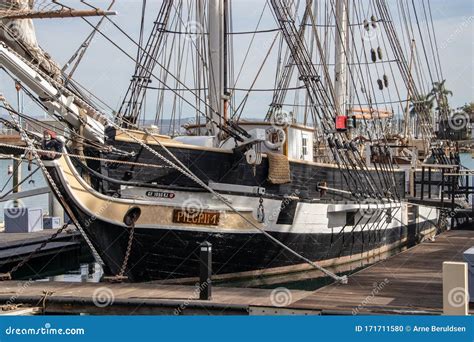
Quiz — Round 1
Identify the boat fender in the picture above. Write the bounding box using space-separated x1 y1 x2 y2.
377 79 384 90
371 15 377 28
363 19 370 31
377 47 383 60
123 207 141 227
264 127 286 150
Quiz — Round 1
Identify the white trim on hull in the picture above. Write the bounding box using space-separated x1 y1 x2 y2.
44 153 438 236
42 152 441 281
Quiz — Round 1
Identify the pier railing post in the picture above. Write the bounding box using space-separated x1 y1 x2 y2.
420 166 425 200
199 241 212 300
428 167 432 199
441 168 445 205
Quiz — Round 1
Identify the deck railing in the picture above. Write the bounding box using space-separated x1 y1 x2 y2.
413 164 473 228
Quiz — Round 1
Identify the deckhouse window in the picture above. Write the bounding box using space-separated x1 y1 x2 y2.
302 135 308 157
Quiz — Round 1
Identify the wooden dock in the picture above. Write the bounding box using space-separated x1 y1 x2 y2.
0 227 91 278
0 230 473 315
286 229 474 315
0 281 313 315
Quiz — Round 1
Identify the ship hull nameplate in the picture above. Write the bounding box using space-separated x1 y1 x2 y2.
172 209 220 226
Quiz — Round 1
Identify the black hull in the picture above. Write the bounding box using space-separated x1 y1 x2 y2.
44 142 440 282
79 212 435 282
98 139 408 201
47 158 435 282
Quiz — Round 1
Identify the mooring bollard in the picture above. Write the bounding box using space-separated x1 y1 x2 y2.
199 241 212 300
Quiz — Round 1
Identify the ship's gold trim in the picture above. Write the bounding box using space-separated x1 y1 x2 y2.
54 155 261 231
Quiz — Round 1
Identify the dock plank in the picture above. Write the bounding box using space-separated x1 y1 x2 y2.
0 230 472 315
0 280 312 315
0 227 79 249
288 230 474 314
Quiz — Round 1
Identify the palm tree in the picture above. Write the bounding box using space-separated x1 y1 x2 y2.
430 80 453 119
407 94 434 137
409 94 434 117
460 102 474 121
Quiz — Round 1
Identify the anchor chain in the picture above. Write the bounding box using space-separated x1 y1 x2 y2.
0 51 348 283
257 196 265 223
104 208 141 283
118 221 135 278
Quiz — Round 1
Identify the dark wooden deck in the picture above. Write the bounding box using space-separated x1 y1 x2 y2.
287 230 474 315
0 227 89 278
0 281 312 315
0 227 82 264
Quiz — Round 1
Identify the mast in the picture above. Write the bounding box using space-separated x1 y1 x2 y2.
404 40 416 138
334 0 349 117
196 0 205 133
208 0 225 140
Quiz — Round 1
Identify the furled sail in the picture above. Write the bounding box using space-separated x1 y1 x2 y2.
0 0 61 80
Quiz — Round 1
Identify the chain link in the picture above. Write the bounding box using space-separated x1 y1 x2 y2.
257 196 265 223
117 222 135 278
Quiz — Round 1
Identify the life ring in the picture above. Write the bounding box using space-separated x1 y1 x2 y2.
264 127 286 150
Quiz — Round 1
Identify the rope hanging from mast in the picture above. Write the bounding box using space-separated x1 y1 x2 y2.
116 0 173 127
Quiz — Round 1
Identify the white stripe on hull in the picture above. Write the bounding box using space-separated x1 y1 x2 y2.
46 157 439 235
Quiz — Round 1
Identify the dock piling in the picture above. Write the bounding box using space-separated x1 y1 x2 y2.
199 241 212 300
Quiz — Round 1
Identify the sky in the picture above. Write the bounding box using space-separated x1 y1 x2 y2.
1 0 473 126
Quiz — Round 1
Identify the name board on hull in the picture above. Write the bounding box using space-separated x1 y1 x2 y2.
172 209 220 226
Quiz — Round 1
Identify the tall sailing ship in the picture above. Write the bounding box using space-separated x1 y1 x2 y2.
0 0 463 282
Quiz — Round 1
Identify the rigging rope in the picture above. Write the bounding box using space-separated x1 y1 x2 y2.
0 96 105 267
0 43 348 283
144 129 348 283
